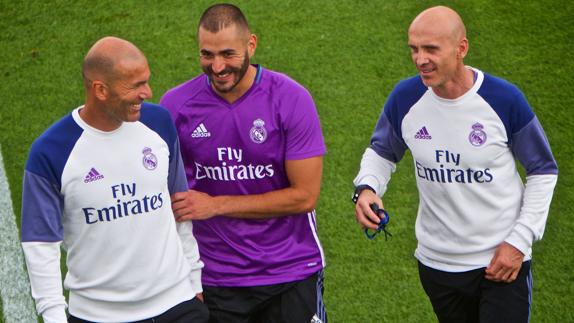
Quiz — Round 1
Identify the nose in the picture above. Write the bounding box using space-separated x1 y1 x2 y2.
141 83 152 100
415 52 429 67
211 56 226 74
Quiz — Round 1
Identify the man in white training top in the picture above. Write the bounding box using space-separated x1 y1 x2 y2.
21 37 208 323
353 6 558 322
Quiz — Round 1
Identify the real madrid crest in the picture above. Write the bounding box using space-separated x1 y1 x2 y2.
468 123 487 147
142 147 158 170
250 118 267 144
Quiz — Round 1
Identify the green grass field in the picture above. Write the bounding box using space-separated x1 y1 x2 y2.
1 1 573 322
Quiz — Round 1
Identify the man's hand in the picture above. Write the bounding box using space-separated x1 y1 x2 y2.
354 189 384 230
171 190 219 222
485 242 525 283
196 292 204 302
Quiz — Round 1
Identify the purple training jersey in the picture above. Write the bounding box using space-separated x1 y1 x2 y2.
160 65 327 287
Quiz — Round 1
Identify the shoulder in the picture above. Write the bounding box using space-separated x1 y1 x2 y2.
260 68 312 99
140 102 172 123
139 102 178 144
27 113 83 184
389 75 427 104
477 72 534 132
478 73 526 104
383 75 427 124
160 75 208 112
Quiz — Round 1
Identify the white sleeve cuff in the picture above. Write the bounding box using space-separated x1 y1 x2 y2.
41 304 68 323
353 147 396 196
22 241 67 319
176 221 204 294
189 266 203 293
505 223 534 257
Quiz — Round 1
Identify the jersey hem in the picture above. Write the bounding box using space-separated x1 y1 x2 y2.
68 278 194 322
202 266 323 287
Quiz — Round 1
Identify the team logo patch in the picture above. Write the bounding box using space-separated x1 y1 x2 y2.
250 118 267 144
142 147 158 170
468 122 487 146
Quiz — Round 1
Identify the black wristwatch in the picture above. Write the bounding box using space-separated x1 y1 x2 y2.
352 184 375 204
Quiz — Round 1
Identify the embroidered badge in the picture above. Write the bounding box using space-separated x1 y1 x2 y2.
142 147 158 170
468 123 487 147
249 119 267 144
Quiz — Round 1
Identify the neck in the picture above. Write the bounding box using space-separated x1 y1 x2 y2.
217 65 257 104
79 101 121 132
432 66 475 99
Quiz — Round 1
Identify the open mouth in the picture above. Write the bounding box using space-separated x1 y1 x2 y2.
420 68 435 75
214 71 232 81
130 104 142 112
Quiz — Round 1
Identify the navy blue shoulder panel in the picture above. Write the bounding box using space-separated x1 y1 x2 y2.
26 113 84 189
383 75 428 139
477 73 534 144
139 102 178 162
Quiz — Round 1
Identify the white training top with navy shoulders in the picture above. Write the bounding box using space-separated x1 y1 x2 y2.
354 67 558 272
21 103 203 322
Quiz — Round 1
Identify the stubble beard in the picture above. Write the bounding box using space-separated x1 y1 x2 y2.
207 52 250 94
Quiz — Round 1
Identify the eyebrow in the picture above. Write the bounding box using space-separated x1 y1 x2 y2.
408 43 440 50
200 48 237 55
131 78 149 87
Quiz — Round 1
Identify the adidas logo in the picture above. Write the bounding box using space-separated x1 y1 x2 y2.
191 123 211 138
414 126 432 140
84 167 104 183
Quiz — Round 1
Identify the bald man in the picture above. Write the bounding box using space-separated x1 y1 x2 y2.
353 6 557 322
21 37 208 323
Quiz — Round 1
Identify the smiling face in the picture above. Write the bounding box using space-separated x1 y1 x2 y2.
408 28 459 88
81 37 153 131
407 6 469 97
198 24 256 102
103 57 152 124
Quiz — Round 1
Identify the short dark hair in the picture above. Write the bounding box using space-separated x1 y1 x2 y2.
198 3 250 34
82 54 115 84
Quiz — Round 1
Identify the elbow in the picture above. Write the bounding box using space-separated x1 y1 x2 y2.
298 194 319 213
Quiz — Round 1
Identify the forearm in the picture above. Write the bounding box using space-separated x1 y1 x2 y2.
172 157 323 221
22 241 67 323
214 186 318 219
217 157 322 219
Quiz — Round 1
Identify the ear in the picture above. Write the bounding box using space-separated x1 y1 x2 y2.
458 37 469 60
92 81 108 101
247 34 257 58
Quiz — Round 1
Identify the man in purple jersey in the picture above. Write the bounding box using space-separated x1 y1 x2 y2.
160 3 327 323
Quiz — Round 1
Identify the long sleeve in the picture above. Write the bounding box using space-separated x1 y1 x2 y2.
21 168 67 321
167 124 204 293
21 242 67 323
176 222 204 293
353 148 396 197
506 175 557 255
354 81 413 195
506 116 558 254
